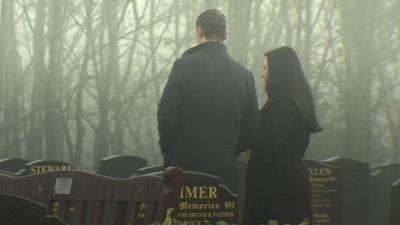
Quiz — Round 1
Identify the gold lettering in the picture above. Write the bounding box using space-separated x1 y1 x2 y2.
308 168 333 176
180 187 185 198
48 166 55 172
29 165 72 175
199 187 207 198
180 186 219 199
209 186 218 198
30 167 37 174
178 221 201 225
180 186 197 199
324 168 332 175
187 186 197 198
35 166 43 174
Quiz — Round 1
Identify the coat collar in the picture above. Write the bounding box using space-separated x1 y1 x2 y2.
183 41 228 56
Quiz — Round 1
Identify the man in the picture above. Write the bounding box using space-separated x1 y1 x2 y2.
157 9 258 193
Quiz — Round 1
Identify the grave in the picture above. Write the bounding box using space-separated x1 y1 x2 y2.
15 160 73 176
304 159 341 225
390 179 400 225
136 165 164 175
173 170 238 225
96 155 148 178
0 193 67 225
0 167 183 225
323 157 370 225
0 158 30 174
143 169 238 225
370 162 400 225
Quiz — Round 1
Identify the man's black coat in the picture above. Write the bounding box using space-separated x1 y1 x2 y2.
157 41 258 193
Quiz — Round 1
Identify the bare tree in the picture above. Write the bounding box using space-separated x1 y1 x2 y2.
227 0 253 66
0 0 22 157
339 0 378 161
45 0 67 159
92 0 119 166
27 0 46 160
2 0 400 165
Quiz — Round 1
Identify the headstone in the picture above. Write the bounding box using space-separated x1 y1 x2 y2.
175 170 238 225
136 165 164 175
96 155 148 178
304 159 341 225
323 157 370 225
0 167 183 225
47 216 69 225
14 160 73 176
142 168 238 225
370 162 400 225
390 179 400 225
0 193 68 225
0 158 30 173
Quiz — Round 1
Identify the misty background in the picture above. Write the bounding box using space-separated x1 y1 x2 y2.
0 0 399 169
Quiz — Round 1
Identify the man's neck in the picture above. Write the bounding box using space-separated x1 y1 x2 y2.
197 39 221 45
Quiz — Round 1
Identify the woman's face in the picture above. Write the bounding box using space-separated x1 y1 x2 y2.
263 55 269 90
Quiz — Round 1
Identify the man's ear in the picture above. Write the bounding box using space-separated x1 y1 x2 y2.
196 26 203 39
223 31 227 41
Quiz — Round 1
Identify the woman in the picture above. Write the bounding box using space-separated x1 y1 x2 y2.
244 46 322 225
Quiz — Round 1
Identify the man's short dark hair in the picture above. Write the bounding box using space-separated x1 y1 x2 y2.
196 9 226 41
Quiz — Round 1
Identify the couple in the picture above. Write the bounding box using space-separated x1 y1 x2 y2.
157 9 322 225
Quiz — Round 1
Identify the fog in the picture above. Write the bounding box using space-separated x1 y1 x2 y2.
0 0 399 168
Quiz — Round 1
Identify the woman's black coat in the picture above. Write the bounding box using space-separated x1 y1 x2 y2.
244 97 313 225
244 47 319 225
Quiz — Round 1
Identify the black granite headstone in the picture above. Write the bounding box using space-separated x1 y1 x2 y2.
390 179 400 225
141 168 238 225
136 165 164 175
0 194 68 225
175 170 238 225
96 155 148 178
0 193 48 225
323 157 370 225
370 162 400 225
14 160 73 176
0 158 30 174
304 159 341 225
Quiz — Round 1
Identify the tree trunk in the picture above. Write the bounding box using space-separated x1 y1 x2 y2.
27 0 46 160
45 0 65 160
339 0 377 161
93 0 119 167
68 0 94 166
108 0 123 155
302 0 313 74
227 0 253 66
0 0 21 157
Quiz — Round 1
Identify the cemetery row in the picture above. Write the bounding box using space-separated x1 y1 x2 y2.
0 155 399 225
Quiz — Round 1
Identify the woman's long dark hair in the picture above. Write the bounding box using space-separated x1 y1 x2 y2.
265 46 322 133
